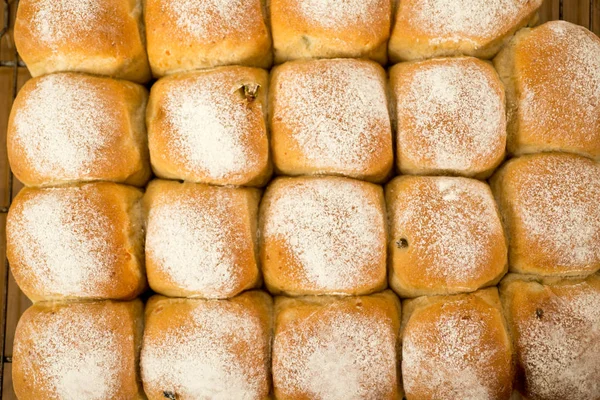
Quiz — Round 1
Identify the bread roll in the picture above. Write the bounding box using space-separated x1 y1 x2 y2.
390 57 506 178
269 59 393 183
145 0 272 77
491 153 600 276
500 274 600 400
270 0 391 64
8 73 150 187
401 288 514 400
13 300 144 400
386 176 507 298
272 291 401 400
14 0 150 83
388 0 541 62
147 67 271 186
260 176 387 296
494 21 600 160
140 291 272 400
144 180 261 299
7 183 146 302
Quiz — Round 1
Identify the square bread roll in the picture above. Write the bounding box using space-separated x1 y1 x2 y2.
145 0 272 77
494 21 600 160
272 291 402 400
259 176 387 296
389 57 506 179
14 0 150 83
401 288 514 400
140 291 272 400
12 300 145 400
386 176 508 298
388 0 541 62
8 73 150 188
270 59 393 183
491 153 600 276
144 180 262 299
500 274 600 400
147 67 272 186
6 183 146 302
270 0 392 64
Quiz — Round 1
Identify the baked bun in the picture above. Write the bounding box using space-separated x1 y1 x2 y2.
147 67 271 186
491 153 600 276
401 288 514 400
269 59 393 182
14 0 150 83
7 183 146 302
386 176 507 298
272 291 401 400
143 180 261 299
145 0 272 77
8 73 150 187
260 176 387 296
390 57 506 178
494 21 600 160
13 300 144 400
270 0 391 64
500 274 600 400
141 291 272 400
388 0 541 62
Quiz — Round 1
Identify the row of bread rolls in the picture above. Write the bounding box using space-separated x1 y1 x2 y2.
12 275 600 399
14 0 545 80
9 20 600 190
7 152 600 302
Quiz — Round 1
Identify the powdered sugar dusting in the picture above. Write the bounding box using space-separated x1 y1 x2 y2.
262 178 385 291
8 187 117 297
12 74 116 179
297 0 383 29
142 300 268 399
273 60 391 173
274 301 397 400
395 59 505 172
516 283 600 399
29 0 103 44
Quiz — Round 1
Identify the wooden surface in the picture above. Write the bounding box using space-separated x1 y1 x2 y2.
0 0 598 398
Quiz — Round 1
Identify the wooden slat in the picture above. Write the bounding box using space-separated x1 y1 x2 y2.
592 0 600 34
538 0 561 23
562 0 591 26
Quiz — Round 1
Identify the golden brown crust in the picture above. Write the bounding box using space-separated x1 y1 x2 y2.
13 300 145 400
147 66 272 186
494 21 600 160
143 179 262 299
7 183 146 302
145 0 272 76
141 291 273 400
270 0 392 64
8 73 150 187
14 0 150 83
386 176 508 298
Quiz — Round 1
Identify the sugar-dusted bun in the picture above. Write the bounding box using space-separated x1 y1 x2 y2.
401 288 514 400
143 180 261 299
270 59 393 183
13 300 144 400
7 183 146 302
273 291 401 400
491 153 600 276
141 291 272 400
500 274 600 400
494 21 600 160
270 0 391 64
259 176 387 296
8 73 150 187
147 66 271 186
388 0 541 62
14 0 150 83
386 176 507 298
390 57 506 179
145 0 272 77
